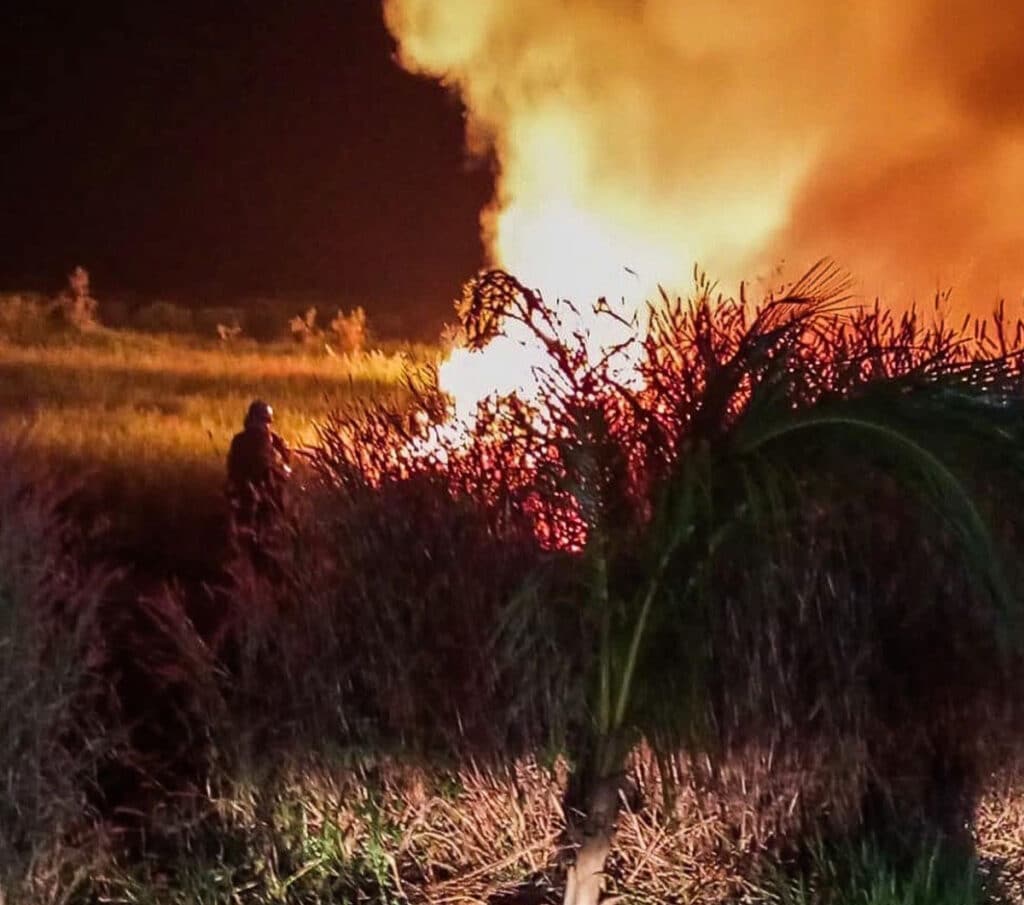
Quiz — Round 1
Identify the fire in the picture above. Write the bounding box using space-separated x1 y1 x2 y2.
382 0 1024 419
497 199 675 306
438 334 546 422
438 279 645 423
382 0 817 297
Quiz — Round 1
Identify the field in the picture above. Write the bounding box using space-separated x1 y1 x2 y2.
0 324 423 576
2 277 1024 905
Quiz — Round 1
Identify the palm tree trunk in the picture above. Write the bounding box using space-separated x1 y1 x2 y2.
562 774 622 905
563 832 614 905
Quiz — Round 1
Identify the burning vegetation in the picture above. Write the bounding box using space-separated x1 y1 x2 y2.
226 262 1024 903
4 1 1024 898
2 263 1024 901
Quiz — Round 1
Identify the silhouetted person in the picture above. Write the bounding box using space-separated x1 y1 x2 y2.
226 400 291 550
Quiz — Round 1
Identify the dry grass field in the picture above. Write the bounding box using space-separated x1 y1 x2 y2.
0 325 426 575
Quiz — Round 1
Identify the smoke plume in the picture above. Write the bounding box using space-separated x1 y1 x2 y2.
384 0 1024 311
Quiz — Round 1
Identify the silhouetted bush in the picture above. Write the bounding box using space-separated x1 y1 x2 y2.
0 292 51 341
131 300 195 334
194 305 245 337
225 463 579 762
243 300 288 342
98 296 131 329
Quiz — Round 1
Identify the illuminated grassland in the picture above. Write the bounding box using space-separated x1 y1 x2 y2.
0 328 426 573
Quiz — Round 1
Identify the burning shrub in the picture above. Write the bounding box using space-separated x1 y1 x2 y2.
225 264 1024 904
499 263 1024 902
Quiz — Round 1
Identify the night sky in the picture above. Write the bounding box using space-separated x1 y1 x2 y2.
1 1 493 334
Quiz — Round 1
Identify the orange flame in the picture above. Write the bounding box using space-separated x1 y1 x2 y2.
383 0 1024 418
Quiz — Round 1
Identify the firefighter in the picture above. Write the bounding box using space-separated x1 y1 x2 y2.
226 400 291 548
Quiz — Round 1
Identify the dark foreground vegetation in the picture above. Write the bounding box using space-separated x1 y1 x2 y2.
2 264 1023 903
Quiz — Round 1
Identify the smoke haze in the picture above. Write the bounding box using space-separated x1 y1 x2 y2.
384 0 1024 310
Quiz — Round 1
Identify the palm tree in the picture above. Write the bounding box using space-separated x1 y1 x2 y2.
294 265 1023 904
461 266 1024 905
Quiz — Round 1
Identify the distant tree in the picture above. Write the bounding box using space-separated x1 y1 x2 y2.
244 300 286 342
132 300 194 334
52 265 99 330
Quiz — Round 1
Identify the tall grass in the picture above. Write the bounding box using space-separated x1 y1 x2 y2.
3 272 1024 902
0 332 417 455
758 836 987 905
0 442 111 901
223 469 580 762
60 749 1023 903
237 266 1024 903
